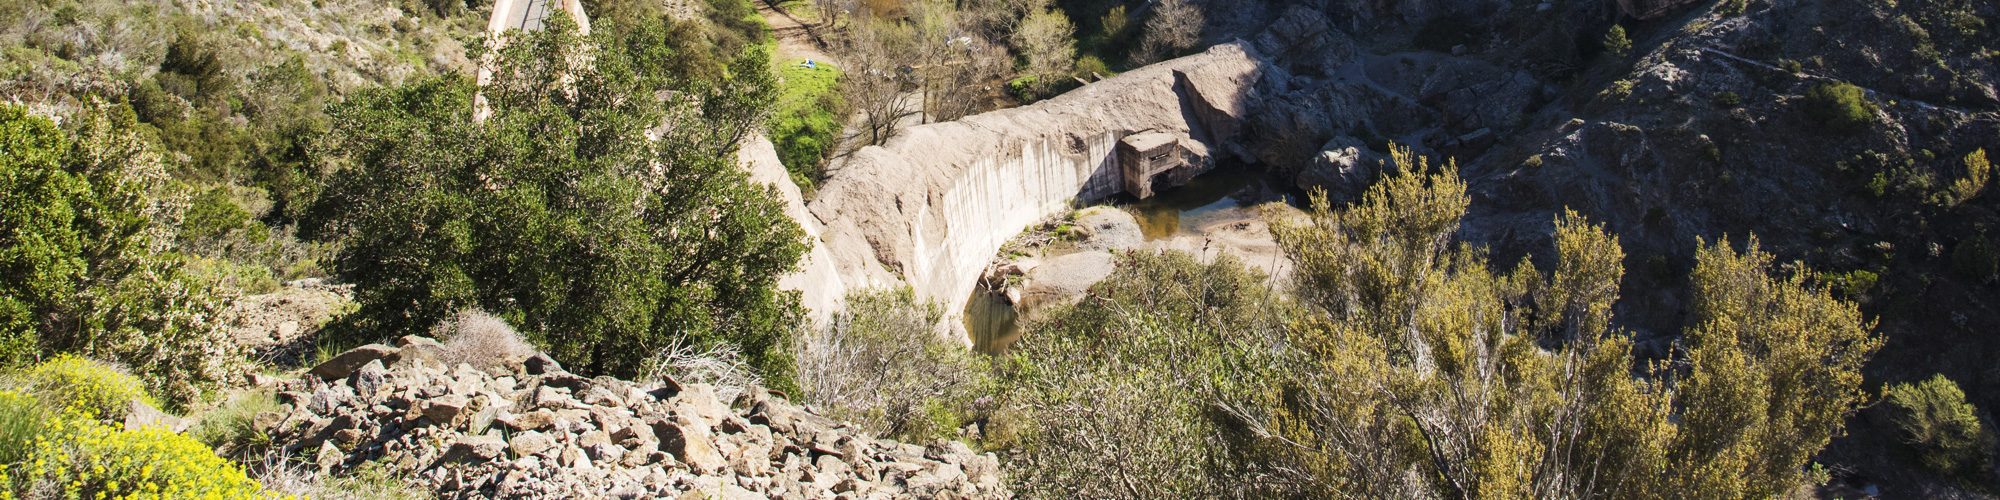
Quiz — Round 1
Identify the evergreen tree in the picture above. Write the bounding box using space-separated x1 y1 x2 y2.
302 12 807 386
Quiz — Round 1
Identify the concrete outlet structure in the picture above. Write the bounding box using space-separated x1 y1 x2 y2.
1117 132 1214 199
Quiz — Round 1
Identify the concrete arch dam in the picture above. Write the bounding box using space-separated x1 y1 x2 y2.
755 41 1266 328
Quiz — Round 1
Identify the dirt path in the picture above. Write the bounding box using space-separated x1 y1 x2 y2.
758 0 836 65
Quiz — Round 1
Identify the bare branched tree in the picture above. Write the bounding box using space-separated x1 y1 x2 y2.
835 17 917 145
908 0 1010 123
1132 0 1203 65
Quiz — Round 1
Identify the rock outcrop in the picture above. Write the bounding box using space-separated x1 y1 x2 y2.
805 41 1264 329
269 342 1010 499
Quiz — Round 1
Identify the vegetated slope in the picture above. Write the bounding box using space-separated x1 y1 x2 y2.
1442 0 2000 496
1210 0 1996 495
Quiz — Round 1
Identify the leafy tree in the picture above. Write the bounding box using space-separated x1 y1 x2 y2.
1883 374 1996 480
302 13 808 386
1012 8 1077 95
0 104 243 405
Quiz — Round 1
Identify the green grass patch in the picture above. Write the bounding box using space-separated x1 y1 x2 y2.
769 59 848 190
775 0 820 22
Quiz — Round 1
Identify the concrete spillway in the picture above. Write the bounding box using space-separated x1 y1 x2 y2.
745 41 1265 329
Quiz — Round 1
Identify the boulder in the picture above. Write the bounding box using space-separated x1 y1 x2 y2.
651 419 728 475
1070 207 1143 252
310 344 400 380
424 395 471 425
1175 52 1265 150
317 440 344 475
1019 251 1118 314
509 431 556 457
502 408 557 431
1296 136 1382 198
350 359 388 401
442 434 509 463
123 399 187 433
523 353 563 375
387 336 444 369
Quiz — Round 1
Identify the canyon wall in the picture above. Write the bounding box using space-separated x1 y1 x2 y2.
773 41 1264 328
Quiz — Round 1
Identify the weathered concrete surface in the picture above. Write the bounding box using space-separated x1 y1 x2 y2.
804 41 1264 326
738 133 847 327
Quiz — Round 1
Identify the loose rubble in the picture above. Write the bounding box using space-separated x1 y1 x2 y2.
264 337 1010 499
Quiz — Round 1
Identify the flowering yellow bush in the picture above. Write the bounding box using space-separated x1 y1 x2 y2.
0 417 291 500
0 358 292 500
17 356 154 420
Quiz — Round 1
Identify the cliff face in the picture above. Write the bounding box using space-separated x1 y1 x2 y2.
784 42 1263 327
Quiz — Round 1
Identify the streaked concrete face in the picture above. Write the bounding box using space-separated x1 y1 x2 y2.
487 0 589 35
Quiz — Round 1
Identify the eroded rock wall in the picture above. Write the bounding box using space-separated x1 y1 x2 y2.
800 41 1263 326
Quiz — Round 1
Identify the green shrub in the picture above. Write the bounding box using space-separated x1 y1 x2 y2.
1954 235 2000 281
1804 82 1877 132
0 105 244 406
1947 149 1989 207
1603 25 1632 57
1883 374 1996 479
1713 91 1740 107
795 289 992 442
1007 76 1039 103
183 187 254 240
1073 54 1109 80
186 388 280 456
1825 269 1878 299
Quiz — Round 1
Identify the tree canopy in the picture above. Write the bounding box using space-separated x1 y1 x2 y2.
301 12 807 385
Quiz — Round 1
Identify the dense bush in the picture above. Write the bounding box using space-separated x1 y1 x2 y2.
0 105 245 406
1006 250 1284 499
1804 82 1878 132
303 14 808 386
1258 146 1879 498
796 289 994 443
1884 374 1996 480
1952 234 1999 281
994 146 1879 499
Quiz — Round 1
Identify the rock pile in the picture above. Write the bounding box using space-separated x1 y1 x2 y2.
261 337 1011 499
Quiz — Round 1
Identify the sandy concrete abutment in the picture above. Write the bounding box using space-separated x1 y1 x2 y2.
745 42 1264 333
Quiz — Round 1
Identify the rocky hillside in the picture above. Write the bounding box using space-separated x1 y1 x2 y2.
264 338 1009 499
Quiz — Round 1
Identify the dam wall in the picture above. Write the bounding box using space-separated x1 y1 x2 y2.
771 41 1264 328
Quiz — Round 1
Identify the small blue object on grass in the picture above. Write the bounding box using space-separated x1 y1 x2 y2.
801 60 817 69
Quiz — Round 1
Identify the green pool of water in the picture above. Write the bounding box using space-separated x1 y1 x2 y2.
1125 164 1297 240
